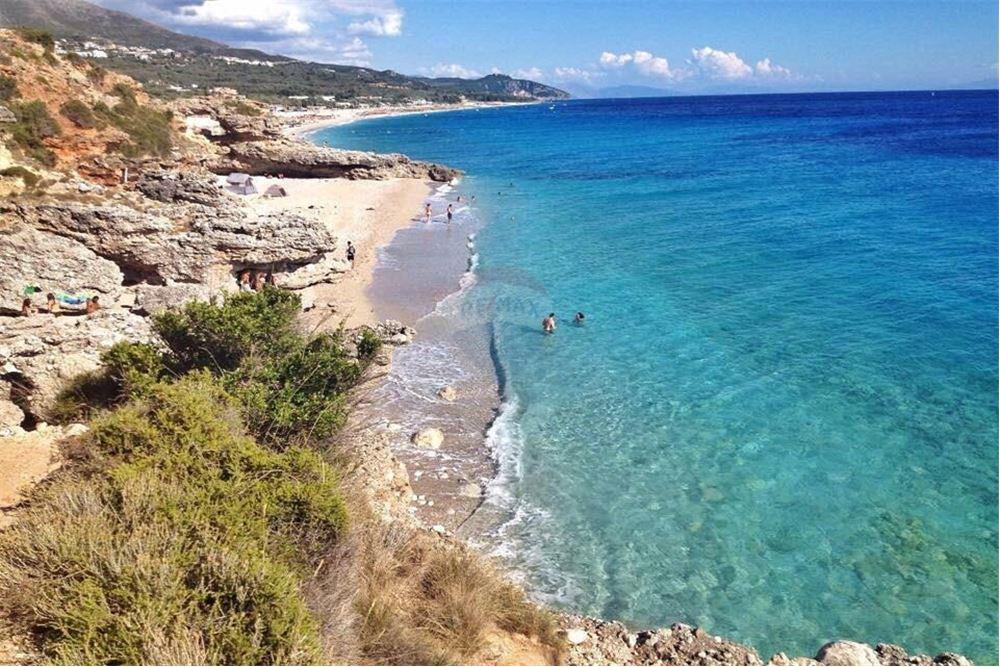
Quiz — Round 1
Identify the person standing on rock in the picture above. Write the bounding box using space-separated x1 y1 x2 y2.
346 241 356 269
542 313 556 334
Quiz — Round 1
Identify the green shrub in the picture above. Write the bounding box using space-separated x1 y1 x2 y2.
15 28 54 52
0 74 18 101
357 329 382 362
0 373 348 664
101 341 165 397
152 290 364 446
91 86 173 157
0 165 39 188
86 63 106 84
229 334 360 447
59 99 101 129
154 288 302 373
7 99 59 166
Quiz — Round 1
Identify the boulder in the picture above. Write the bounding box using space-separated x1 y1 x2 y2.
565 629 589 645
411 427 444 449
933 653 971 666
815 641 879 666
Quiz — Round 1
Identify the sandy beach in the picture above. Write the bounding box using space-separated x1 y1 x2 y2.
279 100 534 139
239 175 434 328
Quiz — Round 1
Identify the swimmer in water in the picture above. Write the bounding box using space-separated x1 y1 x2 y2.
542 313 556 334
574 312 585 325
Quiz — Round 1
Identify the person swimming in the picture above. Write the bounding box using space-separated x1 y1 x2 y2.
542 313 556 334
574 311 585 324
446 204 453 223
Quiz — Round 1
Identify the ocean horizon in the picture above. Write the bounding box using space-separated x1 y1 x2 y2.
314 90 999 663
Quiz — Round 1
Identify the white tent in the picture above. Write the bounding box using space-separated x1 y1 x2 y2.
226 173 257 195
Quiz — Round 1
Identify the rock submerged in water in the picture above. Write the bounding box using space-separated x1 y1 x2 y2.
411 427 444 449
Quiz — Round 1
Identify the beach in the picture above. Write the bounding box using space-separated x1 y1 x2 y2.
237 174 434 329
279 100 534 140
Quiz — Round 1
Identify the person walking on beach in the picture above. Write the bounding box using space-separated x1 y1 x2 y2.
424 202 432 222
446 204 454 223
346 241 356 269
542 313 556 334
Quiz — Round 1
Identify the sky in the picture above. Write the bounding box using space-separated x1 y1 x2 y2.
91 0 999 94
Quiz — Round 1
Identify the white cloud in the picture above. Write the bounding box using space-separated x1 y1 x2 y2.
599 51 633 68
512 66 544 80
92 0 403 64
754 57 792 78
552 66 601 83
173 0 310 35
690 46 753 80
598 50 685 81
421 63 483 79
347 9 403 36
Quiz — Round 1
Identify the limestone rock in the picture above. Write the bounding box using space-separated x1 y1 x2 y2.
437 386 458 401
565 629 589 645
933 653 971 666
411 427 444 449
221 139 460 182
132 283 218 315
0 224 124 313
815 641 879 666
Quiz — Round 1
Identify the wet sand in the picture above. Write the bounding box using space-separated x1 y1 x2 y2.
240 175 434 329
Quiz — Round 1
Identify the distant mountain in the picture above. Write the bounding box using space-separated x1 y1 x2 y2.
0 0 225 53
593 85 676 99
0 0 569 103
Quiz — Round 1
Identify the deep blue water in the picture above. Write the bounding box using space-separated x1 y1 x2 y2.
316 91 999 662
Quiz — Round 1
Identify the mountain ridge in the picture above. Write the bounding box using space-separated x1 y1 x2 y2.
0 0 569 103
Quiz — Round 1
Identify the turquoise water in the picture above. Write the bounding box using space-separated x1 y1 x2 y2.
316 92 999 662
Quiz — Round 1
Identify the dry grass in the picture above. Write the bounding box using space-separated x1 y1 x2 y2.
348 519 562 665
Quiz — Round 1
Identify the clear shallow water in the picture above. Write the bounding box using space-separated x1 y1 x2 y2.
316 92 999 662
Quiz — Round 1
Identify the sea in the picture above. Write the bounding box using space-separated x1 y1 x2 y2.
313 91 999 663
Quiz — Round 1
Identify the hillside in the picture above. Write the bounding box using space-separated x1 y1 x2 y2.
0 0 569 105
0 0 223 53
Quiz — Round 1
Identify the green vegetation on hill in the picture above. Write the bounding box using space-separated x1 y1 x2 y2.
7 99 60 166
0 289 560 664
0 0 569 105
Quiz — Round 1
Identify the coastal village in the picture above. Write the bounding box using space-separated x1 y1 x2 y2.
0 15 981 667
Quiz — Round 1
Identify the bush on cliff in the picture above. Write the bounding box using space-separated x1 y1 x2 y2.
154 289 366 446
0 373 347 664
91 86 173 158
0 73 18 101
7 99 59 166
59 99 101 129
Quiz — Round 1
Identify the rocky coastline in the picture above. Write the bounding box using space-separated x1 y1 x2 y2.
0 37 976 664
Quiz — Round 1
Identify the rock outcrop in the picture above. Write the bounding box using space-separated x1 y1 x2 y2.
220 139 460 181
556 617 973 667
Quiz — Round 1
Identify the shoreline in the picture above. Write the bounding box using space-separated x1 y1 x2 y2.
279 100 536 140
299 113 980 667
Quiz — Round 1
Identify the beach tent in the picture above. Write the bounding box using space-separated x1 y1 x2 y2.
263 184 288 198
226 172 257 195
